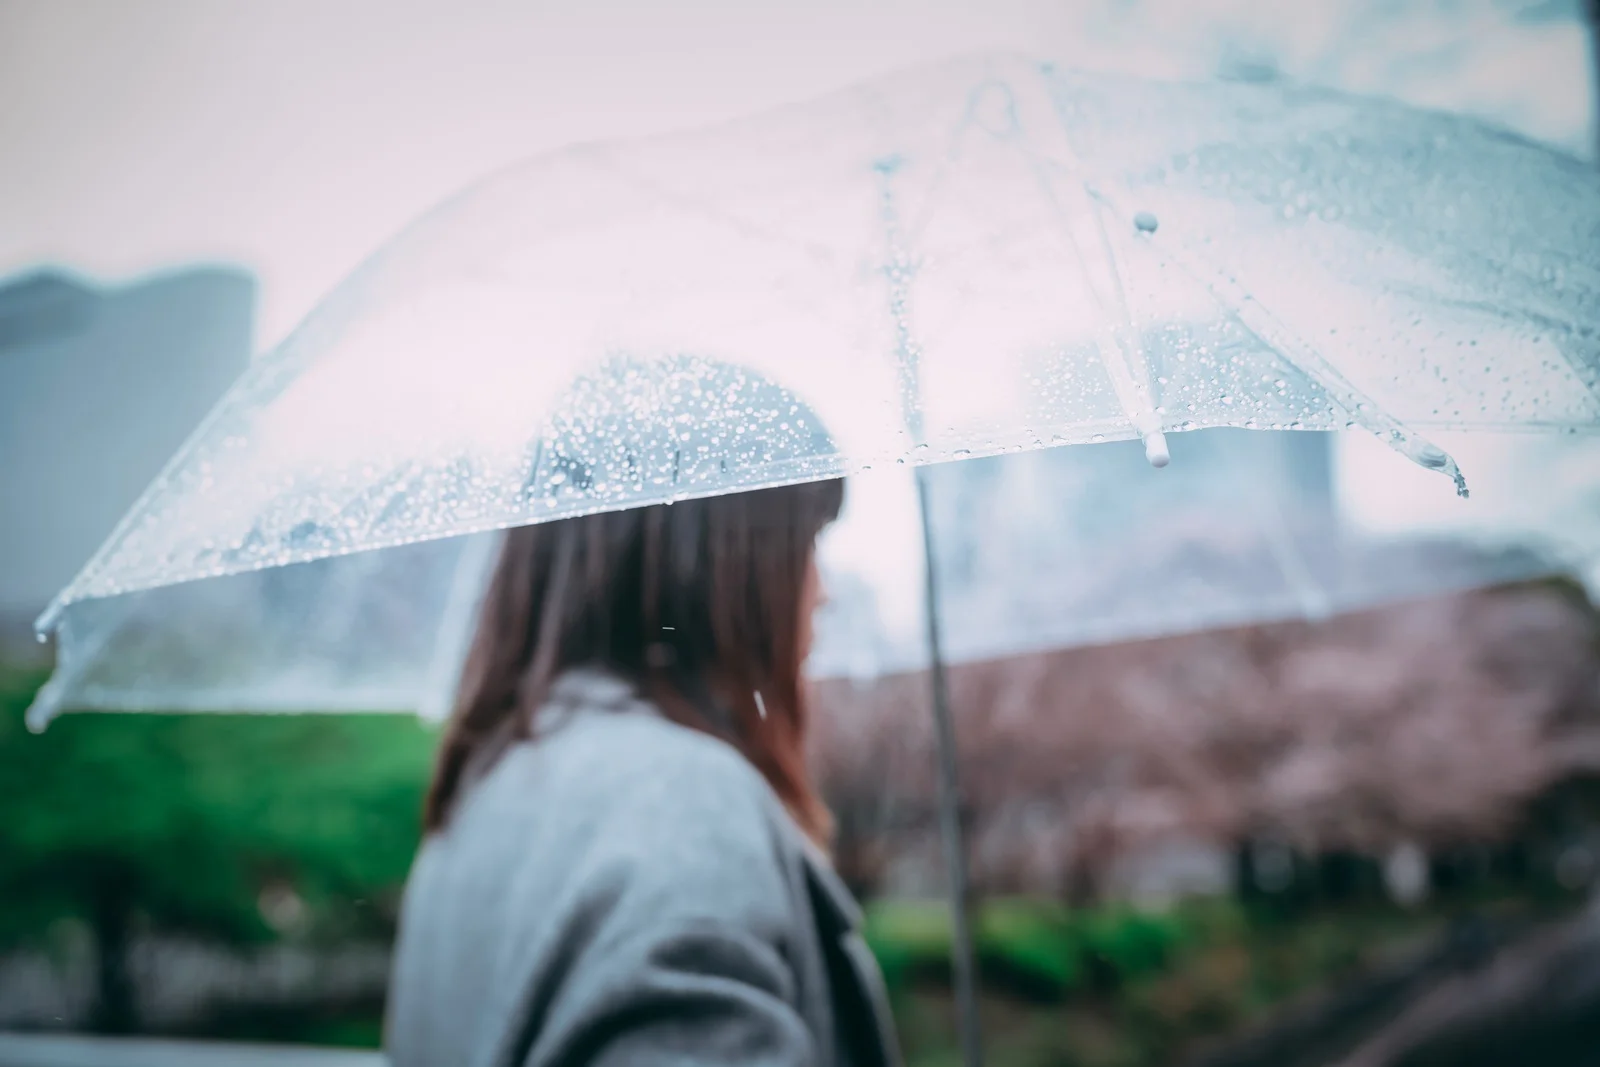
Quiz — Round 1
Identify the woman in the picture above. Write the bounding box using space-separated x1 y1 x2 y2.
386 479 901 1067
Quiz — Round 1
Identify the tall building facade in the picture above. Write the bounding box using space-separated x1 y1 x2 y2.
0 267 255 632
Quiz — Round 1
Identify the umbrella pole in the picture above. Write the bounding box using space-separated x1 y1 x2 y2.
914 464 984 1067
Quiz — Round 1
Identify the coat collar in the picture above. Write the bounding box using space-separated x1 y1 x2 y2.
538 667 899 1064
542 666 654 718
541 667 864 933
798 829 865 933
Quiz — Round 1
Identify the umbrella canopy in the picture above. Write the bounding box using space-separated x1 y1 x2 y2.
35 54 1598 618
28 52 1600 725
32 426 1592 726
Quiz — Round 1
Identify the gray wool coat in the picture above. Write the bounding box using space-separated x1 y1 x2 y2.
385 669 902 1067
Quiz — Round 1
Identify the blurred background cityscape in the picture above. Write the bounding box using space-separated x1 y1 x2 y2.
3 2 1599 1065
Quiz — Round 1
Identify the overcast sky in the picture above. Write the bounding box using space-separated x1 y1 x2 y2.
3 0 1592 348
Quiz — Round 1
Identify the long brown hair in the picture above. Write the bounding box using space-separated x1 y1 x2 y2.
424 479 845 842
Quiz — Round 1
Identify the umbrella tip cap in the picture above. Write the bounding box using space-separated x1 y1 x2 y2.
1143 432 1171 468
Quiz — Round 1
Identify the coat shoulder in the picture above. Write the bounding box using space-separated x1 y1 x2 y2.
457 700 800 909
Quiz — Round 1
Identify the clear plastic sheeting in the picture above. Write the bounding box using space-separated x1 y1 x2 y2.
30 52 1600 723
30 430 1593 728
811 429 1592 678
1052 67 1600 437
29 534 499 725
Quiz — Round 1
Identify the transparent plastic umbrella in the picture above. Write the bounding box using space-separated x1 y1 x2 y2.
36 54 1598 627
31 50 1600 713
33 429 1593 721
26 52 1600 1066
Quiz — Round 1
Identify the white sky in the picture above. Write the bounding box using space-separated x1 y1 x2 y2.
3 0 1592 349
3 0 1596 639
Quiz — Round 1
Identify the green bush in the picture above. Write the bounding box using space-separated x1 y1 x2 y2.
1079 906 1188 984
864 898 955 994
865 897 1214 1006
0 662 437 1032
980 899 1082 997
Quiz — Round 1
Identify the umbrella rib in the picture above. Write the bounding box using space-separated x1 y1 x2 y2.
1093 187 1473 495
999 73 1170 465
24 595 143 731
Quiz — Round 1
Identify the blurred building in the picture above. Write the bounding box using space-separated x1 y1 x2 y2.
919 428 1340 661
809 569 901 682
0 266 254 649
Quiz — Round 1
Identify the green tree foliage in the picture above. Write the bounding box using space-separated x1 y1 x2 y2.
0 664 436 1030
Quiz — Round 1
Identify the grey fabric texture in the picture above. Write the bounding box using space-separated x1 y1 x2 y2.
385 669 900 1067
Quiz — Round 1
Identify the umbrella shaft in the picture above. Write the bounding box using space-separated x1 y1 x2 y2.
915 465 984 1067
